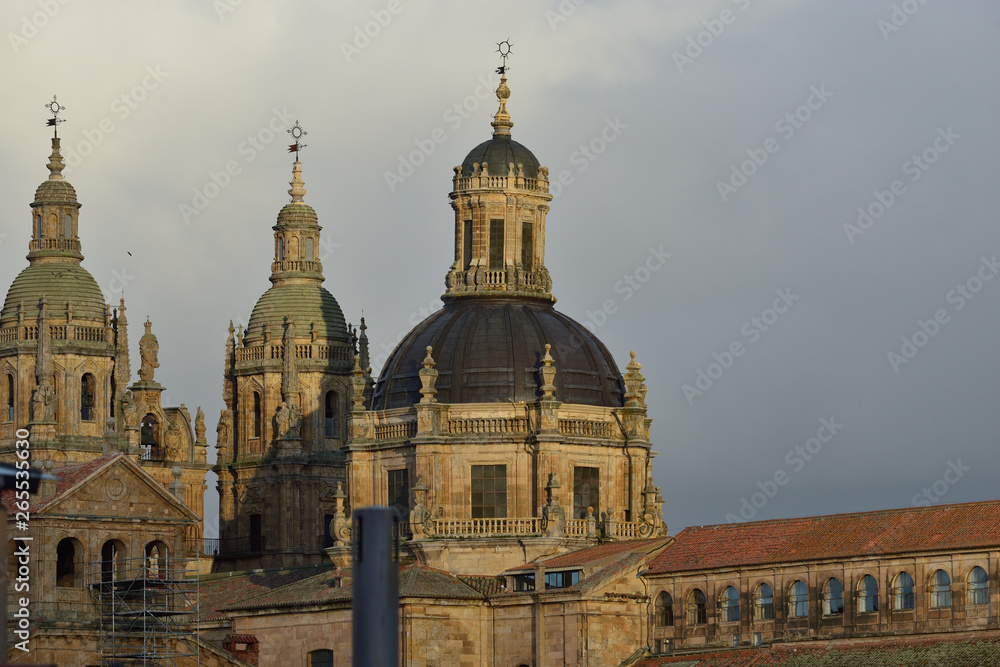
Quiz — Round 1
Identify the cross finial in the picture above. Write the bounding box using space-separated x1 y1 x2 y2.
44 95 66 138
287 121 308 160
496 39 513 75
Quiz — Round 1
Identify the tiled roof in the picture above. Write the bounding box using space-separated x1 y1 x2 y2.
199 565 340 620
459 575 507 597
508 538 669 571
210 563 485 615
1 453 119 513
636 631 1000 666
646 500 1000 575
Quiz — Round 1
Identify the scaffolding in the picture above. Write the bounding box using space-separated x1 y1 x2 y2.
87 554 199 666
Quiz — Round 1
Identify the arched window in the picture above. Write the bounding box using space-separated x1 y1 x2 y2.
857 575 879 613
489 218 504 270
930 569 951 609
789 580 808 618
145 541 168 578
277 236 284 261
100 539 125 584
325 391 338 438
308 649 333 667
823 578 844 615
57 538 82 588
305 237 314 261
655 591 673 626
36 215 42 238
6 374 14 422
968 567 989 606
720 586 740 622
64 214 72 239
80 373 95 421
253 392 262 438
141 413 159 446
687 589 706 625
893 572 915 610
754 583 774 620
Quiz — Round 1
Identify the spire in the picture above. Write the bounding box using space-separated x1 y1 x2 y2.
46 138 66 181
114 298 132 428
289 161 307 203
269 120 324 286
30 96 83 264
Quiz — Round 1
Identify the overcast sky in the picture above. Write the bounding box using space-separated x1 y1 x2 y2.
2 1 999 538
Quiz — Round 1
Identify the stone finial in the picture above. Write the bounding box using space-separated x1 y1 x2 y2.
351 355 366 410
237 324 244 347
418 346 438 403
46 137 66 181
539 343 556 400
195 406 207 444
624 350 646 408
491 74 513 137
289 161 307 203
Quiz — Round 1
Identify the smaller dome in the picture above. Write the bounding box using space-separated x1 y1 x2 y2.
245 283 348 344
1 263 106 326
461 137 540 179
33 179 78 205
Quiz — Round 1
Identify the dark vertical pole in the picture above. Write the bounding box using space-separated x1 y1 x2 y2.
352 507 398 667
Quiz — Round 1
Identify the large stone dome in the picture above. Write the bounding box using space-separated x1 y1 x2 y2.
0 263 106 326
372 297 624 410
461 136 540 179
244 283 348 344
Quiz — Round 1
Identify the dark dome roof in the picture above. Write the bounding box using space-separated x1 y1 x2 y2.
373 297 624 410
461 137 540 179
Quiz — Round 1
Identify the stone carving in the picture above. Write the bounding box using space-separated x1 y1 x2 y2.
164 419 183 461
195 406 206 444
287 403 302 439
275 402 290 438
121 390 139 428
418 346 438 403
216 408 231 447
138 319 159 382
31 383 56 423
539 343 557 400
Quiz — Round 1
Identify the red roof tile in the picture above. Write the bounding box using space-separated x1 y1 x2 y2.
647 500 1000 574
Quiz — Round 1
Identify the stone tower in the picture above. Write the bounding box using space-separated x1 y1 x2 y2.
344 73 665 573
215 155 359 569
0 131 211 538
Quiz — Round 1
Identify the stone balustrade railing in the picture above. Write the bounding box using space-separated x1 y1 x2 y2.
606 520 642 539
564 518 589 537
559 419 616 438
29 238 81 253
453 174 548 193
270 259 322 273
433 517 541 538
235 343 351 363
0 324 113 346
448 417 529 435
374 422 417 441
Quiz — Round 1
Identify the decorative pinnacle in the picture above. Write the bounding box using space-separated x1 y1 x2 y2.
288 161 307 203
44 95 65 138
419 346 438 403
491 41 513 137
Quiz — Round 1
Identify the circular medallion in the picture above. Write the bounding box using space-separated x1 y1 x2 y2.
106 476 128 501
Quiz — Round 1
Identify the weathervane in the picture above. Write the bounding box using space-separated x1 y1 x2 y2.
496 39 512 75
44 95 65 138
287 121 307 160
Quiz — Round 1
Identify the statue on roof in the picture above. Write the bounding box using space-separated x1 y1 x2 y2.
138 319 159 382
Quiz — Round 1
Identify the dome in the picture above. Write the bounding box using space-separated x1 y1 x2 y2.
33 178 78 205
245 283 348 344
373 297 624 410
0 263 106 326
461 137 540 179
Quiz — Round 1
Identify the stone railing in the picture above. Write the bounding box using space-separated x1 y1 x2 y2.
483 270 506 286
74 326 106 342
374 422 417 441
235 343 351 363
0 329 15 344
270 259 322 273
448 417 529 435
564 519 589 537
606 520 642 539
559 419 615 438
29 238 81 253
433 517 541 538
0 324 112 345
453 174 548 193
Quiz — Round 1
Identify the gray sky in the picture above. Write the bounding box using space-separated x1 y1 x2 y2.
2 1 999 538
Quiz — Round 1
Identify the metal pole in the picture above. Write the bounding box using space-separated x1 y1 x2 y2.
351 507 398 667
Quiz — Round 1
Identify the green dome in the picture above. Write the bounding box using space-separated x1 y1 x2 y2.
0 262 106 327
33 179 78 205
245 283 348 344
